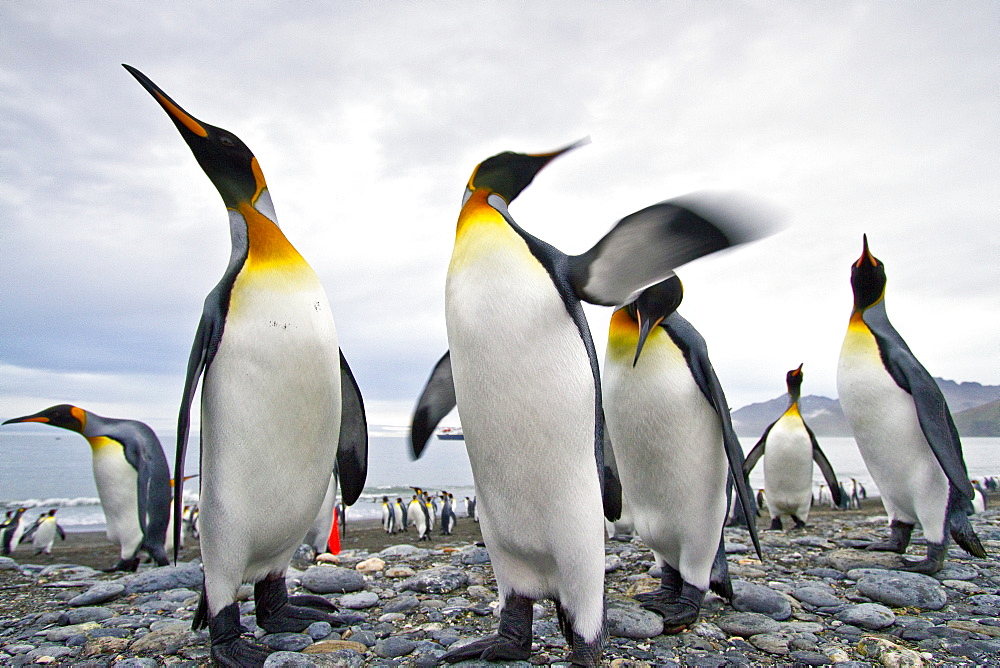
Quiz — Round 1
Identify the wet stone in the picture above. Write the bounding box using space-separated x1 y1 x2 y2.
69 582 126 607
606 599 664 639
791 585 841 607
856 569 948 610
339 591 379 609
300 566 367 594
715 612 781 637
374 635 417 658
120 562 203 594
836 602 895 629
60 606 116 625
261 632 313 652
383 594 420 613
398 566 468 594
263 651 318 667
731 581 792 620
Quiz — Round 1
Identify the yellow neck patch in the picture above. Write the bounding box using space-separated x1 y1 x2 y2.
606 309 645 362
86 436 122 453
455 189 505 240
237 202 308 273
782 402 802 419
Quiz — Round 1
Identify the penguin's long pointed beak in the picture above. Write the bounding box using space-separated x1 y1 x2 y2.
632 313 661 367
3 414 48 425
527 136 591 163
856 234 877 268
123 64 208 139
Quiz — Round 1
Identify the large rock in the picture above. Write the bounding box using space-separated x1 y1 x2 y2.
339 591 379 609
300 566 367 594
121 562 203 594
606 599 663 639
716 612 781 638
398 566 468 595
818 548 905 572
856 570 947 610
791 585 842 608
731 581 792 620
835 603 895 630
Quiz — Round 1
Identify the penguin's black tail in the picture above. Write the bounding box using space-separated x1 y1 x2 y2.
192 589 209 631
948 488 987 559
709 540 734 600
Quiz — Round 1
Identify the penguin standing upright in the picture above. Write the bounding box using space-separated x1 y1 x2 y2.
381 496 396 534
603 276 761 632
394 498 407 531
23 509 65 555
743 365 842 530
411 143 769 665
3 406 171 570
837 236 986 573
440 492 456 535
1 507 28 556
407 494 429 541
124 65 368 666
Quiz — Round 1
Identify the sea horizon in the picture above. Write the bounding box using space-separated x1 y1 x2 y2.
1 427 996 533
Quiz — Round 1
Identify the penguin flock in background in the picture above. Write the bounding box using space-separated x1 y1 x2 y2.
411 142 769 665
743 365 842 530
837 235 986 573
123 65 369 665
2 405 171 571
2 62 993 668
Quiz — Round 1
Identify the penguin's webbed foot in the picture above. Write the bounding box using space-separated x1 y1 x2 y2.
103 557 141 573
768 517 783 531
210 602 272 668
442 592 534 663
899 541 947 575
254 575 349 634
866 520 913 553
640 582 705 635
439 633 532 663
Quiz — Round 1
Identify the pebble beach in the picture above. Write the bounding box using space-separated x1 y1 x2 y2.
1 498 998 667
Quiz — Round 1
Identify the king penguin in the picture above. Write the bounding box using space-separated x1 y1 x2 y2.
23 509 66 555
1 507 28 556
837 235 986 573
123 65 368 666
3 405 171 570
603 276 762 632
411 142 770 665
743 365 842 530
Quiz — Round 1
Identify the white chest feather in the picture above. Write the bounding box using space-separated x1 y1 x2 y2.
761 413 814 516
603 329 727 584
90 438 142 557
837 316 949 534
200 263 341 578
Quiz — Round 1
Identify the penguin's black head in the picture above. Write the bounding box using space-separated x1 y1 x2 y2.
850 235 887 311
124 65 264 211
466 138 588 204
785 364 804 402
3 404 86 433
625 275 684 366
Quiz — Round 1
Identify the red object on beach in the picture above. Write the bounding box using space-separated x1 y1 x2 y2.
327 511 340 555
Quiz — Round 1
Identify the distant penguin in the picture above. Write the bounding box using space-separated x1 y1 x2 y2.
837 235 986 573
1 507 28 556
756 489 766 514
743 365 842 530
971 481 986 515
3 405 171 571
603 276 761 632
441 492 456 535
411 142 770 664
24 509 65 555
124 65 368 666
394 498 407 532
407 495 429 541
381 496 396 534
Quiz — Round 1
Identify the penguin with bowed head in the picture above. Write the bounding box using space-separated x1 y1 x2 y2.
411 141 772 665
3 405 171 571
743 364 842 530
22 508 66 555
837 235 985 573
603 275 761 632
124 65 368 666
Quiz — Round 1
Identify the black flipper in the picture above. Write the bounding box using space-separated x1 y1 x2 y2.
807 425 842 508
601 427 623 522
662 314 762 561
570 194 773 307
410 351 456 459
336 350 368 506
742 425 771 476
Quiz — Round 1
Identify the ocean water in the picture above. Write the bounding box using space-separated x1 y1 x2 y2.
1 425 996 533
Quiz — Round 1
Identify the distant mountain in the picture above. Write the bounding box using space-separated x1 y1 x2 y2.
952 399 1000 437
731 378 1000 438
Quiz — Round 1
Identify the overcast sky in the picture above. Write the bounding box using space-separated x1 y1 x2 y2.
2 1 998 433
